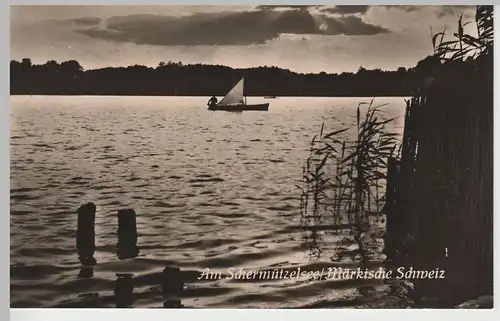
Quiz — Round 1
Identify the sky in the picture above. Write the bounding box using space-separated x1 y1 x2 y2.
10 5 478 74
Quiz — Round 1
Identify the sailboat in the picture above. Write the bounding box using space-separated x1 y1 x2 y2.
207 77 269 111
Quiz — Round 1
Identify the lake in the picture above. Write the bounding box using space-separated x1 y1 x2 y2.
10 95 406 308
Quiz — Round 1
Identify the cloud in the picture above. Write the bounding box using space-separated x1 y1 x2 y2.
56 17 103 26
73 10 389 46
378 5 477 20
380 5 422 12
437 5 476 18
322 16 388 35
255 5 317 11
10 5 481 74
380 5 476 16
72 17 102 26
321 5 371 15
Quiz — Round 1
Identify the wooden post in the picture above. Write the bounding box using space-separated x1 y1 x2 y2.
117 209 139 259
78 266 94 279
383 157 398 262
114 274 134 308
76 202 97 265
163 300 182 308
162 266 184 308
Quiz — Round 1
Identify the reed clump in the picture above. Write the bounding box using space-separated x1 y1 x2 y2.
298 99 399 265
299 5 493 307
383 5 493 306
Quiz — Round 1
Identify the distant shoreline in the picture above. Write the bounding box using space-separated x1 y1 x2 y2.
10 57 436 99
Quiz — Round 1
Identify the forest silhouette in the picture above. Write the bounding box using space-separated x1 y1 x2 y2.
10 56 441 97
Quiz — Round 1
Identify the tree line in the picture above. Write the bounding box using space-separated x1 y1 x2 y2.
10 56 441 97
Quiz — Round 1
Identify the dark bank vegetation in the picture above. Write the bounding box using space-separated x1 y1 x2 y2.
11 56 440 97
299 5 493 308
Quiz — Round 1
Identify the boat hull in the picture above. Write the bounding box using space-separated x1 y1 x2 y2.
208 103 269 111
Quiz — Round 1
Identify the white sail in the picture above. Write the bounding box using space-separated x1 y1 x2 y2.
218 77 245 106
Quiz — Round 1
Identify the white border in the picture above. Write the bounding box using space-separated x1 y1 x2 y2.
6 1 499 320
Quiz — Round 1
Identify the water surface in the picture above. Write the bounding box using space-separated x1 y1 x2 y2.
10 96 406 308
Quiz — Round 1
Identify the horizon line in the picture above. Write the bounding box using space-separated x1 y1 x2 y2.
10 57 420 75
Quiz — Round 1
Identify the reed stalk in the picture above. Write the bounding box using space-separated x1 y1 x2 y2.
299 100 399 263
389 6 493 305
299 5 493 306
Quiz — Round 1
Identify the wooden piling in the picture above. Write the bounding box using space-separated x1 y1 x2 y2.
114 274 134 308
76 202 97 265
117 209 139 259
78 266 94 279
383 157 398 262
163 300 182 308
162 266 184 308
384 48 494 305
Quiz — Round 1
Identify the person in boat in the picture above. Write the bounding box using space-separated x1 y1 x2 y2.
207 96 218 108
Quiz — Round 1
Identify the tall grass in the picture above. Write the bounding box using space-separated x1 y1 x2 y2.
432 6 492 62
299 6 493 305
299 100 399 263
393 5 493 263
386 5 493 305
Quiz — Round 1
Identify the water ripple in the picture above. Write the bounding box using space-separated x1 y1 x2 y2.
10 95 406 308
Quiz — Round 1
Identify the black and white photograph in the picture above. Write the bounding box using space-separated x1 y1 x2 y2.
10 4 493 309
